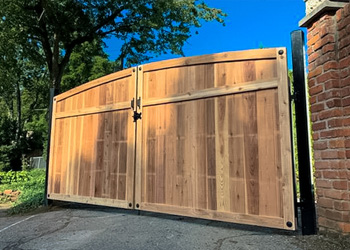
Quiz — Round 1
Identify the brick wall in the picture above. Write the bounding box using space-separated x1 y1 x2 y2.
306 3 350 234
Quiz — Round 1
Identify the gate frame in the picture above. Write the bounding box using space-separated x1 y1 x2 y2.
45 48 299 232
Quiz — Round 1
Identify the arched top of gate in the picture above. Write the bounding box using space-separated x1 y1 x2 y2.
55 48 285 102
142 48 282 73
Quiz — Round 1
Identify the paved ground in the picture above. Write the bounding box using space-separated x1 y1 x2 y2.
0 203 350 250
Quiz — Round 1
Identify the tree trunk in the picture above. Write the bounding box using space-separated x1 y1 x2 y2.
15 79 22 144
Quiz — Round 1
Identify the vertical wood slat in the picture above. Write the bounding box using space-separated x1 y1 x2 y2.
276 48 295 228
48 68 136 209
137 48 295 230
47 98 57 195
48 49 295 230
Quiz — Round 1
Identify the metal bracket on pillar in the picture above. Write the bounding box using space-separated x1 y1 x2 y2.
291 30 317 235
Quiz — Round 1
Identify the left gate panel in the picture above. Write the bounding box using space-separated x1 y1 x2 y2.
47 68 137 209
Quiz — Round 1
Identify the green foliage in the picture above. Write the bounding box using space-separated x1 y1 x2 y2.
0 169 46 214
61 40 118 92
0 170 30 185
1 0 226 90
0 0 226 171
289 70 300 196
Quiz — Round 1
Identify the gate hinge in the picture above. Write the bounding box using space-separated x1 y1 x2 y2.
133 111 142 122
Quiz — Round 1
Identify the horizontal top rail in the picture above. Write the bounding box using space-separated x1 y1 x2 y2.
55 68 134 102
53 48 283 103
142 48 280 72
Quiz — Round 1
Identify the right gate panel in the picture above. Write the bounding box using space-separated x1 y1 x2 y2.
135 48 295 230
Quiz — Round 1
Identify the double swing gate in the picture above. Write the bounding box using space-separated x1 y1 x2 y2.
48 48 296 230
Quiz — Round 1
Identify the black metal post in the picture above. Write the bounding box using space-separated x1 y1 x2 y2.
44 88 59 206
291 30 317 235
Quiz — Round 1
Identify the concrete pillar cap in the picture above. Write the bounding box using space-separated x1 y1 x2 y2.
299 0 348 27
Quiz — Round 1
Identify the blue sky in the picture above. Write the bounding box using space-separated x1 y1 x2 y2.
104 0 307 68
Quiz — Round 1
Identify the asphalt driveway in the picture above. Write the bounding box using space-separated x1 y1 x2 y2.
0 203 349 250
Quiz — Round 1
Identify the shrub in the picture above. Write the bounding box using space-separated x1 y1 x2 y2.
0 169 46 214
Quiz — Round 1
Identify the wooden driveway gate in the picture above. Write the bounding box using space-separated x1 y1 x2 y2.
48 48 295 230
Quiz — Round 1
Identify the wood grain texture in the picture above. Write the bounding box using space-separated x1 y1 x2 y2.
48 70 136 209
138 48 295 230
48 49 295 230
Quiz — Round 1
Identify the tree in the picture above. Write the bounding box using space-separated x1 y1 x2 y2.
1 0 226 92
61 40 118 92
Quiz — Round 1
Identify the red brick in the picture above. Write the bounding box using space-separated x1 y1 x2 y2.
311 103 325 113
313 34 335 51
308 50 322 63
337 222 350 233
307 34 321 46
343 97 350 107
323 171 339 179
340 76 350 87
338 15 350 30
338 28 348 40
328 138 345 148
316 71 339 84
339 47 349 60
316 160 344 169
325 79 341 90
333 181 348 190
319 109 343 120
314 140 328 150
344 4 350 17
309 66 323 78
308 78 316 88
309 62 316 71
345 139 350 148
326 98 342 108
313 132 320 140
344 106 350 115
318 197 334 208
323 61 338 71
317 92 326 102
336 9 344 22
325 90 342 100
340 68 349 78
316 184 324 194
314 150 322 160
318 206 327 217
316 179 333 188
309 85 324 95
313 121 326 131
325 209 345 221
310 95 317 104
334 201 350 211
341 129 350 136
315 52 337 67
339 36 350 50
342 86 350 97
327 118 343 128
322 44 335 54
321 150 345 159
324 189 348 200
339 57 350 69
320 24 335 37
346 150 350 158
312 115 318 123
339 170 349 179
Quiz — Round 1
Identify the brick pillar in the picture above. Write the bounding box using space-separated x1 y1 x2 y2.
300 1 350 234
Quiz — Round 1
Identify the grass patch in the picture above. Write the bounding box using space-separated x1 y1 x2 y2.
0 169 46 214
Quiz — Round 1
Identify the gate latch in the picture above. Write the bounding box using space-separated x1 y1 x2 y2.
131 97 141 110
133 111 142 122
